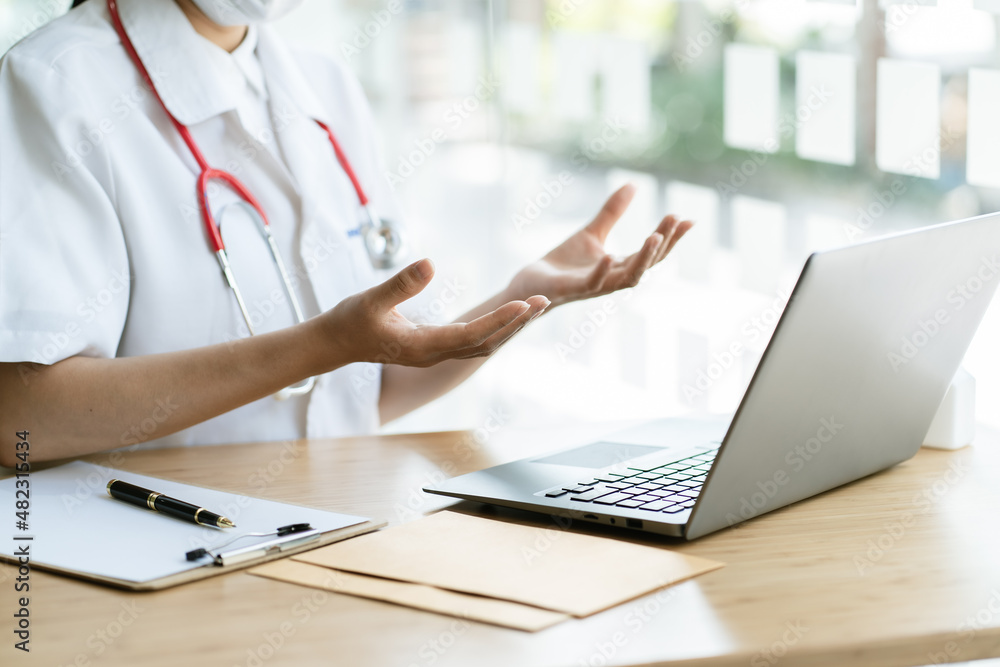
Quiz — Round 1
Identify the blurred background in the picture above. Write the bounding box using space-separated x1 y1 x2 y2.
3 0 1000 437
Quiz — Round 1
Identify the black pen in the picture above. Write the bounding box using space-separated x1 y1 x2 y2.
106 479 236 528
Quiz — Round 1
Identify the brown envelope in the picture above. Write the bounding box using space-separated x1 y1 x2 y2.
249 560 569 632
292 511 724 617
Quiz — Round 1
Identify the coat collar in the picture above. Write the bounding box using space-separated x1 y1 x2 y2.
114 0 330 127
255 25 333 127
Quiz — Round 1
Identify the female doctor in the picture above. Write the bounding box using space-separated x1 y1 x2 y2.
0 0 692 467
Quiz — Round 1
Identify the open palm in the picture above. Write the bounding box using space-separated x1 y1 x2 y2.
508 184 694 308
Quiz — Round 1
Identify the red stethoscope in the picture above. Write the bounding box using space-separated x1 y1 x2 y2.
107 0 404 399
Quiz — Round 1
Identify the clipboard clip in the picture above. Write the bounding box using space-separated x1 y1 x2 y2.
186 523 319 566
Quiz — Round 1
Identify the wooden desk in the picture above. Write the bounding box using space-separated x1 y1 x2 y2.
3 425 1000 667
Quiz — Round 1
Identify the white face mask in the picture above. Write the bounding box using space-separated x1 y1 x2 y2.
189 0 305 26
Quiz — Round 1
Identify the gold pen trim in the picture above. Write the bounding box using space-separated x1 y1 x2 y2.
146 492 161 510
194 507 206 525
106 479 119 495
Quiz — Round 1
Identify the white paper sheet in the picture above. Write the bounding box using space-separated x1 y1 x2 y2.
503 22 542 115
600 37 651 131
553 31 600 121
732 195 787 294
795 50 856 166
665 181 719 282
0 462 366 584
966 68 1000 188
974 0 1000 12
876 58 940 179
724 44 780 153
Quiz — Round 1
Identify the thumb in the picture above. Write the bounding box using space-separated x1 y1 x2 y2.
585 183 635 243
376 258 435 308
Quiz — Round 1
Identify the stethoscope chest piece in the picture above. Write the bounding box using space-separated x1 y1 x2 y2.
364 217 405 270
105 0 407 401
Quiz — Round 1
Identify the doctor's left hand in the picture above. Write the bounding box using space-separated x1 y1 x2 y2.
316 258 549 369
506 184 693 309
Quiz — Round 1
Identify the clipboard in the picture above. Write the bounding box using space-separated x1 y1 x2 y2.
0 462 384 591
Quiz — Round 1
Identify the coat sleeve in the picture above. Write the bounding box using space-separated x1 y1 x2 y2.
0 48 130 366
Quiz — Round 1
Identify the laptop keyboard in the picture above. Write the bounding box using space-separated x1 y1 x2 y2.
539 449 717 514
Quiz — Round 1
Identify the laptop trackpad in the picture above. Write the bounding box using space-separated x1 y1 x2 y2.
532 442 667 469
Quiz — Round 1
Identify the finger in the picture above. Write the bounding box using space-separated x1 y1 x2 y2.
426 300 531 352
651 216 681 265
606 232 662 291
374 259 435 308
630 233 663 286
662 219 694 258
585 254 614 293
455 296 550 358
609 229 663 278
584 183 636 243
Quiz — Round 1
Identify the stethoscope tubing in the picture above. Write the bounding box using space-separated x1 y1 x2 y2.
107 0 323 399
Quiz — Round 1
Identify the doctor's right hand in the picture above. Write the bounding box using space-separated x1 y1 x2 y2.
315 259 549 369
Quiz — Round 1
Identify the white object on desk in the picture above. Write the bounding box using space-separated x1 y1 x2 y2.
0 462 370 586
922 367 976 450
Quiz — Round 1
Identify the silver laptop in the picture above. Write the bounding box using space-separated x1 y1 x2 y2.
425 213 1000 539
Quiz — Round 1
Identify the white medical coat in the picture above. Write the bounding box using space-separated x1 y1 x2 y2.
0 0 405 447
